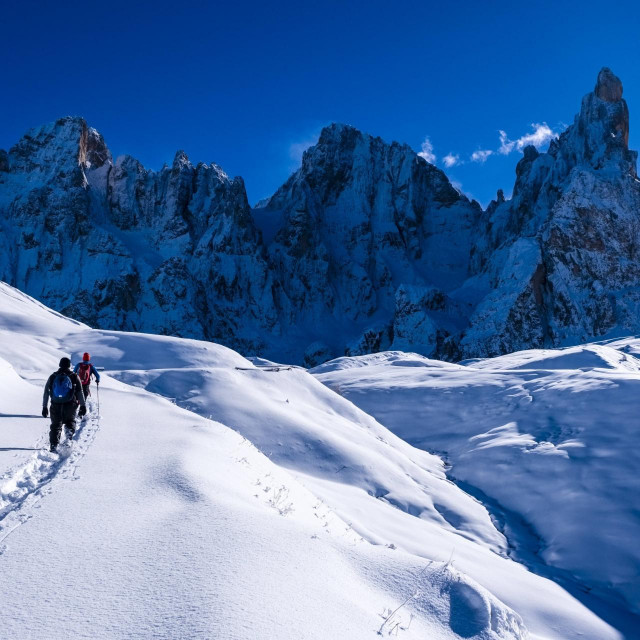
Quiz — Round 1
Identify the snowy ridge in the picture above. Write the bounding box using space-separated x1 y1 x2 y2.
2 281 635 637
9 282 635 638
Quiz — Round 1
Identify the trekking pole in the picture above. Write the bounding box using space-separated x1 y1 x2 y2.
97 383 100 417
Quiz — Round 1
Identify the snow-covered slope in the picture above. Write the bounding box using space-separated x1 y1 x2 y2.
0 281 529 640
312 346 640 633
1 280 633 639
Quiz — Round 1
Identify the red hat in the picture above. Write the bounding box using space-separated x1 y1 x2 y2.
83 352 90 361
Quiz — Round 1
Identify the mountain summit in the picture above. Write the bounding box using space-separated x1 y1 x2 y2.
461 67 640 357
0 69 639 363
257 122 481 362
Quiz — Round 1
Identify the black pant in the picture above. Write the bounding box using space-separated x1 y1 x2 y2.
49 402 77 447
82 384 90 401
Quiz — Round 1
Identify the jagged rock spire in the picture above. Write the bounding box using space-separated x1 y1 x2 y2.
172 149 192 170
581 66 631 156
595 67 623 102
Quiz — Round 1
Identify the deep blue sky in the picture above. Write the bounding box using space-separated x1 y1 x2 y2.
2 0 640 206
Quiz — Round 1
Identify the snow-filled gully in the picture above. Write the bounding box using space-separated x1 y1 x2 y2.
0 404 101 551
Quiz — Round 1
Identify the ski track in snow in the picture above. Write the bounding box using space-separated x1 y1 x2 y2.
0 403 100 550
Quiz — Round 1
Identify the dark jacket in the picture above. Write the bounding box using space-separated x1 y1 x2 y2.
74 361 100 384
43 368 86 407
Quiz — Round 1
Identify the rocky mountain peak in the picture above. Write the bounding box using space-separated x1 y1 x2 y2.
316 122 361 147
595 67 623 102
314 122 417 161
571 67 632 162
2 68 640 366
463 67 640 360
505 67 637 192
521 145 539 162
7 116 111 176
172 149 192 171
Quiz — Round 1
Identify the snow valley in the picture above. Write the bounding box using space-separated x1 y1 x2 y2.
0 282 638 639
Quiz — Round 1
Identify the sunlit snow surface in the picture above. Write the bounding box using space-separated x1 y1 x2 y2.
0 281 637 639
313 348 640 634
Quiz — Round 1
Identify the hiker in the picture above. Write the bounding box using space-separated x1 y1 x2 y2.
74 352 100 402
42 357 86 453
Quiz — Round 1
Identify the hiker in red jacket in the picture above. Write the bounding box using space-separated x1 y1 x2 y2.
74 352 101 403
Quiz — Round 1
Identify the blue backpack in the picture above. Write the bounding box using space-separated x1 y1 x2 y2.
51 373 74 403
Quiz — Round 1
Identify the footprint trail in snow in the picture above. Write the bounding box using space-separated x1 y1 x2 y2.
0 408 101 547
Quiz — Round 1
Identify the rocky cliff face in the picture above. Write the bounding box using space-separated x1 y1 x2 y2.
1 68 639 363
258 123 481 362
0 117 278 354
461 67 640 358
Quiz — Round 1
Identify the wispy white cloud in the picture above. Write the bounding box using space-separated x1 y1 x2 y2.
498 130 515 155
498 123 558 156
286 130 323 173
471 149 493 163
449 178 478 203
442 153 460 168
464 122 558 165
514 123 556 150
435 121 557 173
418 136 436 163
450 179 464 193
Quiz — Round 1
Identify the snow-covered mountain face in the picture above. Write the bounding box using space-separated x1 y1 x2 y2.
1 67 639 364
462 67 640 357
258 124 482 363
0 117 480 364
0 117 278 354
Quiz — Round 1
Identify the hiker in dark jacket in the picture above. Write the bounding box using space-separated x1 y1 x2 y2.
74 352 100 402
42 357 86 452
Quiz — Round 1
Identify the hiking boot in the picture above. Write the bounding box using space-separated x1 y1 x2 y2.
49 444 57 453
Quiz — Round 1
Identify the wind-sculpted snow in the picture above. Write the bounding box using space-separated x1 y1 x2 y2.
91 336 625 634
313 346 640 632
